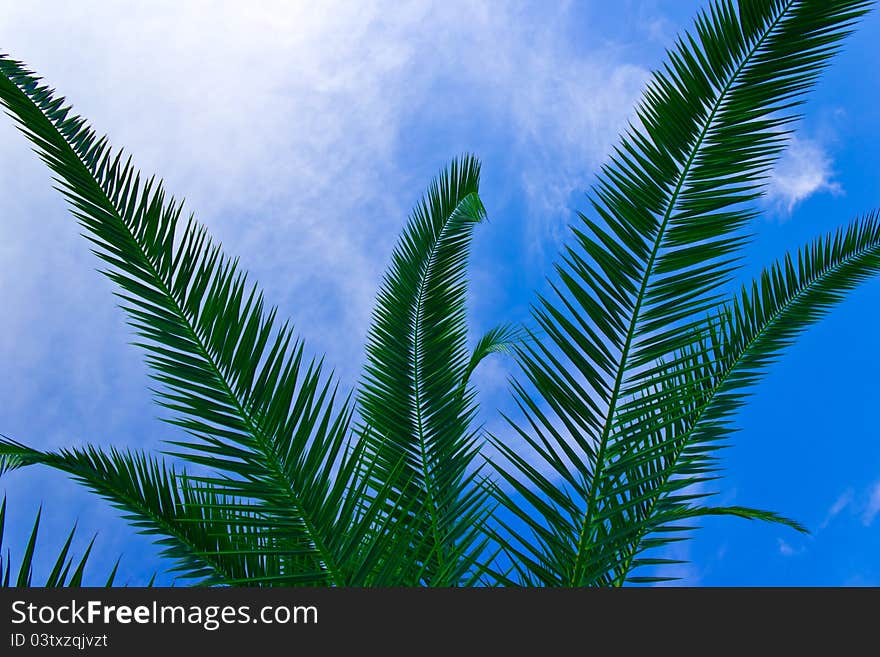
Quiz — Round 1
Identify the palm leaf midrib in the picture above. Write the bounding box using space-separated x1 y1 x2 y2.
570 0 793 585
410 190 478 571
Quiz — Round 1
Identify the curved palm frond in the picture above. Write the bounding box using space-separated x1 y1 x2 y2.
462 323 526 392
358 155 499 585
494 0 872 586
0 437 289 584
0 55 400 586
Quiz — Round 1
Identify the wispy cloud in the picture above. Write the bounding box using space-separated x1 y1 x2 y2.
818 482 880 529
777 538 805 557
634 3 679 45
765 135 843 216
820 488 855 530
862 481 880 527
1 0 647 383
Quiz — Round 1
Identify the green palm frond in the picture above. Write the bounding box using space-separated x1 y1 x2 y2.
495 0 872 586
606 214 880 583
0 497 108 587
0 437 284 584
0 55 399 586
358 155 498 585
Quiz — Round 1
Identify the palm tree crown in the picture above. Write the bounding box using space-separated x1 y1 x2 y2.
0 0 876 586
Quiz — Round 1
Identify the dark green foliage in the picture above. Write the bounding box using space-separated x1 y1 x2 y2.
0 0 876 586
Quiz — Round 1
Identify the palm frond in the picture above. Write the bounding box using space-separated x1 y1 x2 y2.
358 155 496 585
496 0 872 586
605 214 880 582
0 437 290 584
0 55 393 586
0 0 875 590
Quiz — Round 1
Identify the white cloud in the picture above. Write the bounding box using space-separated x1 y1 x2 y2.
0 0 647 383
829 489 854 517
765 135 843 215
820 488 854 530
777 538 805 557
815 483 880 530
862 481 880 527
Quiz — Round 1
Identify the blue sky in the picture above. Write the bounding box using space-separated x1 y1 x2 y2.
1 0 878 586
